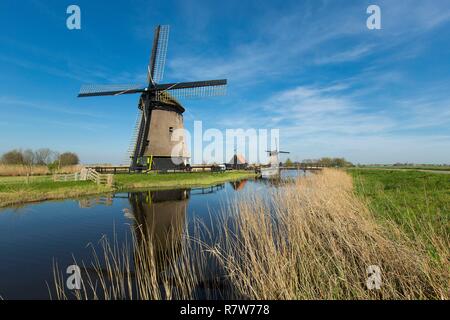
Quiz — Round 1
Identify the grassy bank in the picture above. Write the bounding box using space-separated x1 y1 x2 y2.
0 171 256 208
54 169 448 300
114 170 256 189
349 169 449 255
0 180 112 208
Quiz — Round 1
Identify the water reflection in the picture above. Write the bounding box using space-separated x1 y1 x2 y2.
229 180 247 190
190 184 225 195
78 195 114 208
128 189 189 276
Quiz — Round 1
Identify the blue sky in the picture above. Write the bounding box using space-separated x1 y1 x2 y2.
1 0 449 164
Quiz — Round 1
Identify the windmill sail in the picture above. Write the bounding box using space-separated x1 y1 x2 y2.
155 79 227 90
124 108 144 166
155 79 227 102
148 25 170 84
130 99 151 169
78 84 145 97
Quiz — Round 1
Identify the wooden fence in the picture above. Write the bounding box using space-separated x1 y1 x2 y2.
0 168 114 186
84 168 114 186
53 172 81 182
52 168 114 186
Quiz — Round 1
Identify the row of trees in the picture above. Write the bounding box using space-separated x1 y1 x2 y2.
284 157 354 168
1 149 80 167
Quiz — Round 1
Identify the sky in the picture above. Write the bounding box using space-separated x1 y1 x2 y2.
0 0 449 165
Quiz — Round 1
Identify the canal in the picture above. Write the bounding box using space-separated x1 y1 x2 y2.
0 171 306 299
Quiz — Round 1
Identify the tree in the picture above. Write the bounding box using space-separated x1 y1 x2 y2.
318 157 332 167
35 148 54 165
285 158 294 167
334 157 353 167
301 157 353 168
1 149 24 164
59 152 79 166
22 149 36 175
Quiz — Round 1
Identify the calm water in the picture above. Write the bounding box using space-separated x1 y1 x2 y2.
0 170 306 299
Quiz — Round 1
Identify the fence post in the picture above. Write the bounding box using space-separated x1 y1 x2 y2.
107 174 114 187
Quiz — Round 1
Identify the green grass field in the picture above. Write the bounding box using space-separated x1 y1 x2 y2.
349 169 449 255
0 171 256 207
358 165 450 172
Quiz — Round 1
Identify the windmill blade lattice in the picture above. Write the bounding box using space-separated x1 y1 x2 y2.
156 84 227 102
78 84 145 97
152 25 170 83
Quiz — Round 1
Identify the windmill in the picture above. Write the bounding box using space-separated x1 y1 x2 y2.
266 149 290 166
260 140 289 178
78 25 227 171
266 138 289 165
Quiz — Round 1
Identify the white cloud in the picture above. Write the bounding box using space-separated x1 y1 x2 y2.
313 45 375 65
245 81 450 163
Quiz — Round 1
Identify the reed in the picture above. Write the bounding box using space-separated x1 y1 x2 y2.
52 220 220 300
210 169 448 299
52 169 448 300
0 164 82 176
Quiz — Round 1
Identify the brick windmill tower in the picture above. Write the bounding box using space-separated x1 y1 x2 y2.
78 25 227 171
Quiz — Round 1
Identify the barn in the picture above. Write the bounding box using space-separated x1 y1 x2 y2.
226 154 248 170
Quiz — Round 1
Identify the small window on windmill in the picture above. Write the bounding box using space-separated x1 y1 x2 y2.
169 127 174 135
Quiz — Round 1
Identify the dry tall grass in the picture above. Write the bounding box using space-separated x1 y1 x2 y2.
53 169 448 300
0 164 82 176
211 169 448 299
52 224 218 300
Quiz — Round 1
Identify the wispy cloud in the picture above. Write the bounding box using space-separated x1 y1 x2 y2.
251 80 450 163
261 84 395 134
313 45 375 65
167 1 450 85
0 96 106 118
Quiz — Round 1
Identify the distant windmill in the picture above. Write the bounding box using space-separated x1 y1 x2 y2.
266 149 290 166
266 139 289 164
78 25 227 171
261 140 289 178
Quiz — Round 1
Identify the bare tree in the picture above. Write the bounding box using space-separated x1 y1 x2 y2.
22 149 35 175
35 148 53 165
52 151 61 170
